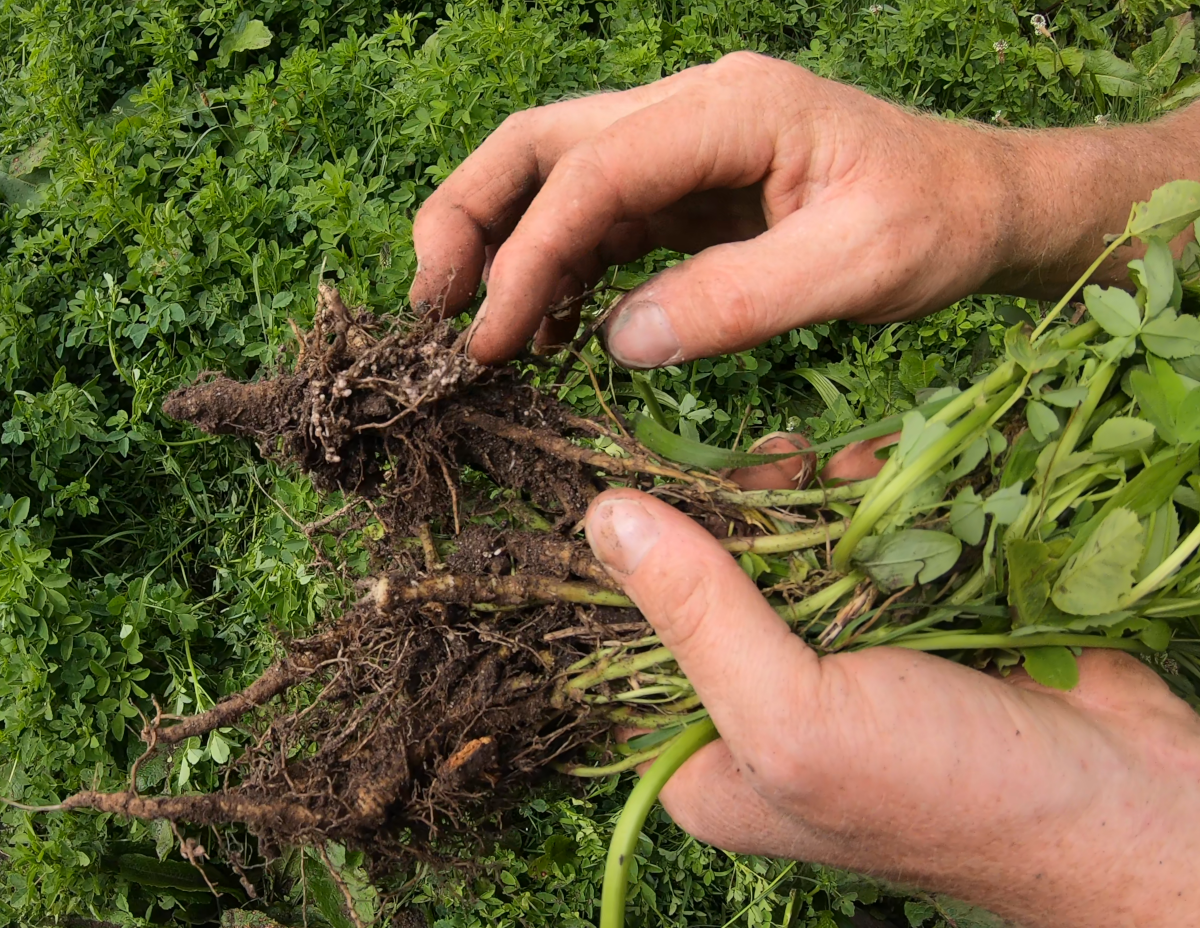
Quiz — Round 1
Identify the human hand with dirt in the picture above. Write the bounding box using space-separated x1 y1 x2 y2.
410 51 1200 365
584 436 1200 928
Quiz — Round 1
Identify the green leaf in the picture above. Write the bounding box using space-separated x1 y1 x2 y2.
1021 646 1080 690
898 349 940 393
852 530 962 592
1060 46 1086 77
1132 14 1195 91
1141 309 1200 358
1129 180 1200 242
947 435 989 481
1051 508 1144 615
895 411 948 465
1140 239 1177 318
1083 284 1141 336
1006 538 1055 626
982 484 1026 524
1162 71 1200 110
1083 49 1145 97
1176 386 1200 441
304 849 357 928
949 487 985 545
0 171 43 207
1025 401 1060 442
8 497 30 525
1040 386 1089 408
218 16 274 66
1090 416 1155 453
1138 500 1179 581
1130 357 1187 443
1139 619 1172 651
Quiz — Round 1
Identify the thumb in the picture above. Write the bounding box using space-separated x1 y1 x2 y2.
604 192 909 368
584 488 818 763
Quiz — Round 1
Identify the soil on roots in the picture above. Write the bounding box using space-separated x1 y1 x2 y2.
130 287 665 861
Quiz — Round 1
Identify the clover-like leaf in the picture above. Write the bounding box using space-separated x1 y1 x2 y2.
1141 309 1200 359
1084 284 1141 337
1051 507 1144 615
1129 179 1200 243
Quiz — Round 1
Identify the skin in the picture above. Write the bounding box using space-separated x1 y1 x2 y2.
410 52 1200 927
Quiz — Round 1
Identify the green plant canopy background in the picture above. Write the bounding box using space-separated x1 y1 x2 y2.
0 0 1196 925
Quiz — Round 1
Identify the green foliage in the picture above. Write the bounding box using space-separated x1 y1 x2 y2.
0 0 1196 924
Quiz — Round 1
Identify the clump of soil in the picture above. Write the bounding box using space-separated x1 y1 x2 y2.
66 286 720 863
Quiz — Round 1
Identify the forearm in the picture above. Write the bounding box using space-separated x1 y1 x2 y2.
983 103 1200 296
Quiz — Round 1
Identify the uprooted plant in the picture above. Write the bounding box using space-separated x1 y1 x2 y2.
13 181 1200 928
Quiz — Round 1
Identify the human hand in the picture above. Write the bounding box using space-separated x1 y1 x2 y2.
586 434 1200 928
410 52 1199 366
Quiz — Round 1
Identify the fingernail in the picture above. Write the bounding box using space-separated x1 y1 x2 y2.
586 499 662 575
607 301 682 369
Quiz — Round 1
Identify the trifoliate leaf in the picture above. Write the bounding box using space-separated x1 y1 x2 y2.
1051 507 1144 615
852 530 962 592
1004 324 1068 372
1090 416 1156 453
949 487 985 545
1140 309 1200 359
1025 401 1060 441
1129 179 1200 242
1007 538 1055 626
1021 646 1080 690
983 484 1026 524
1084 284 1141 337
1130 357 1187 443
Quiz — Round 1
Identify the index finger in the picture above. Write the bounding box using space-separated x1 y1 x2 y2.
408 75 697 318
470 68 783 362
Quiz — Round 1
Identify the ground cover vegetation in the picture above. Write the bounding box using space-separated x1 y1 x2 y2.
1 0 1199 925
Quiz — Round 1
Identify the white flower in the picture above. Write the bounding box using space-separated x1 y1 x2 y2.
1094 114 1110 126
1030 13 1053 38
993 39 1008 62
868 4 883 14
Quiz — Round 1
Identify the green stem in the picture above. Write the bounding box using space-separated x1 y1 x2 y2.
833 386 1018 572
1031 235 1130 342
563 743 672 777
1121 518 1200 609
775 572 864 625
722 520 849 555
893 632 1148 653
716 480 874 508
600 720 719 928
631 372 668 429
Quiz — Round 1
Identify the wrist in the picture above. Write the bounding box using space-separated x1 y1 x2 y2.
980 106 1200 298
